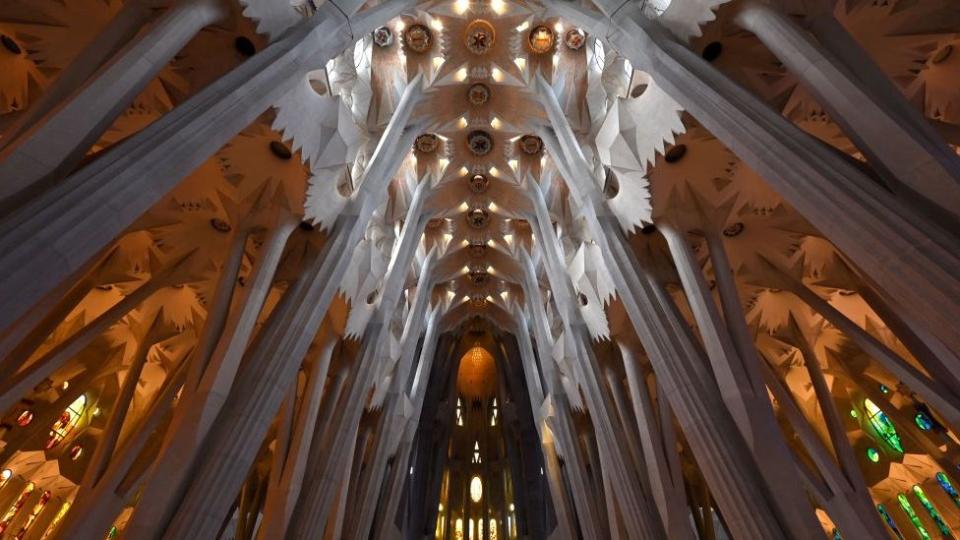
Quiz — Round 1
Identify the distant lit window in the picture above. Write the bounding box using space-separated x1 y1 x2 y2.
472 441 482 464
876 504 903 540
0 483 35 534
864 399 903 453
16 411 33 427
46 395 86 449
912 485 951 537
897 493 931 540
0 470 10 488
935 472 960 507
914 412 934 431
470 475 483 503
16 489 51 538
490 398 498 427
456 397 464 427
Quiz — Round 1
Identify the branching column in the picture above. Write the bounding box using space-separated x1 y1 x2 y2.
550 0 960 360
733 1 960 221
0 0 414 336
0 0 228 205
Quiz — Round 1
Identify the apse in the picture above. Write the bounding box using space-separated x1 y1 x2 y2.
0 0 959 539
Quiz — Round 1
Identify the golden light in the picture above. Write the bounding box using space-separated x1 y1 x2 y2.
491 67 504 82
514 57 526 71
516 21 530 32
432 56 445 70
458 201 470 212
456 67 468 82
490 116 502 129
491 0 506 15
454 0 470 14
458 117 468 129
430 18 444 31
470 475 483 503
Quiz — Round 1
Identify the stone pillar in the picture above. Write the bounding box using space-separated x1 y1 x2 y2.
551 0 960 362
0 0 415 337
120 220 295 539
660 223 824 537
0 0 229 206
734 1 960 222
285 252 436 539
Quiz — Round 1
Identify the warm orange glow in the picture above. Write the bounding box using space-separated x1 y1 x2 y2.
456 346 497 398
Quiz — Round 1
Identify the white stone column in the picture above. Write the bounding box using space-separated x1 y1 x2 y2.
660 223 825 537
285 251 437 539
0 0 161 151
0 0 229 205
551 0 960 362
734 1 960 221
0 0 415 337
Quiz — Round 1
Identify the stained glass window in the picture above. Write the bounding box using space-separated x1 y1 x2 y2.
912 485 952 537
456 398 464 427
40 501 70 539
864 399 903 452
46 394 86 449
0 483 35 534
0 469 10 488
489 518 498 540
16 489 51 539
877 504 905 540
936 472 960 507
831 528 842 539
454 518 463 540
915 412 935 431
898 493 932 540
490 398 498 427
867 447 880 463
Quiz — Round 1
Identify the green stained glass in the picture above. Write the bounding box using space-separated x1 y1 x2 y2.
935 472 960 507
850 409 859 418
877 504 905 540
105 527 118 540
915 412 934 431
865 399 903 452
866 447 880 463
912 485 953 538
898 493 932 540
831 528 842 540
880 384 891 394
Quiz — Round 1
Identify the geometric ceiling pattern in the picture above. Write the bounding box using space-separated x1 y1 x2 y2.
0 0 958 538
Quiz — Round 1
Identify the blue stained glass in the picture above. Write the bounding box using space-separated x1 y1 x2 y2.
936 472 960 507
877 504 905 540
831 527 842 540
916 412 935 431
912 485 954 538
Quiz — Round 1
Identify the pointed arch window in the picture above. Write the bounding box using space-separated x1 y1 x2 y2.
912 485 952 537
876 504 904 540
897 493 931 540
472 441 481 464
46 394 86 449
17 489 51 538
490 397 498 427
456 397 464 427
0 483 35 534
864 399 903 453
935 472 960 507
